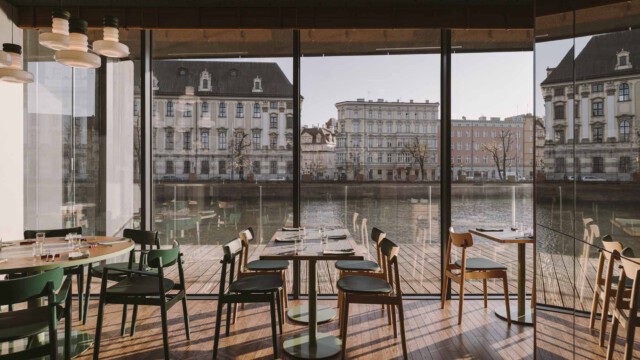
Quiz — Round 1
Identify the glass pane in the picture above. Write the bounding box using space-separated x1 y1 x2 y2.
300 29 441 295
151 29 293 295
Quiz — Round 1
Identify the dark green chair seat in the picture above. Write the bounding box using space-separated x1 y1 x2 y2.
0 305 64 341
337 275 393 294
335 260 380 272
105 277 175 296
246 259 289 271
229 275 283 293
455 257 507 270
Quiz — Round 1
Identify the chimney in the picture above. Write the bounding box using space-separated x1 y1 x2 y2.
462 116 466 120
546 67 555 77
410 99 414 103
377 98 384 102
357 98 365 102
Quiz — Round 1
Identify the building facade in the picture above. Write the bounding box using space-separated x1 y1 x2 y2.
541 30 640 181
140 61 294 182
335 99 440 181
301 121 337 180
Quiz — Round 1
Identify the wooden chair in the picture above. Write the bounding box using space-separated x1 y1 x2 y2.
93 241 190 360
213 238 283 358
441 231 511 325
82 229 160 334
0 268 72 360
606 253 640 360
338 238 407 359
24 227 84 321
589 235 633 347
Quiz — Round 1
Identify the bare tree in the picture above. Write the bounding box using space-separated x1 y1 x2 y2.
230 130 252 181
403 136 430 181
482 129 514 181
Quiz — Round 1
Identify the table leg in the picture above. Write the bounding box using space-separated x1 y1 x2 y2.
495 243 534 325
282 259 342 359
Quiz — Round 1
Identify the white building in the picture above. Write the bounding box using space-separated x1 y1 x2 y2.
301 122 337 180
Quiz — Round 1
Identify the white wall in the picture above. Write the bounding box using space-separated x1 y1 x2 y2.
0 1 23 239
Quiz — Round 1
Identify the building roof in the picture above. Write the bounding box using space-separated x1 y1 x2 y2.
301 127 334 144
152 60 292 98
542 29 640 86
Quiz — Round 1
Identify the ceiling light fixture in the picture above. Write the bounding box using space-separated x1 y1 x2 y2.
0 43 34 83
38 10 70 50
55 18 101 68
92 15 129 58
0 47 11 67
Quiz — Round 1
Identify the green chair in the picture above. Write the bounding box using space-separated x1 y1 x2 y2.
93 241 190 360
213 238 283 359
24 227 84 321
0 268 72 360
82 229 160 335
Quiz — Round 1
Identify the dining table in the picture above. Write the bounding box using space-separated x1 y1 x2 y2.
260 227 364 359
0 235 135 358
469 228 534 325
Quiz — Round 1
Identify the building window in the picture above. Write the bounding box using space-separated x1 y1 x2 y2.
253 132 261 149
270 135 277 149
619 156 632 173
201 160 209 174
183 161 191 174
619 83 630 102
387 153 392 163
133 101 139 116
555 158 565 173
270 161 278 174
152 129 157 149
457 156 462 164
593 156 604 173
619 120 631 142
166 160 174 174
236 102 244 117
270 114 278 129
270 101 277 110
201 130 209 150
166 100 174 117
592 100 604 117
593 125 604 143
367 123 373 132
387 122 392 133
555 129 565 144
218 161 226 174
218 131 227 150
554 103 565 120
201 102 209 114
574 101 580 118
286 161 293 174
184 103 192 117
253 102 261 118
252 76 263 92
252 161 261 174
219 102 226 117
183 131 192 150
286 116 293 129
165 129 174 150
554 87 565 96
592 83 603 93
152 101 157 116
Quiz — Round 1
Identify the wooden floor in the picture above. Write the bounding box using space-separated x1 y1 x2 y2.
77 298 533 360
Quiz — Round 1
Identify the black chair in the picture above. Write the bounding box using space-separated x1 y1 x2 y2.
213 238 283 358
83 229 160 334
0 268 72 360
93 240 190 360
24 227 84 321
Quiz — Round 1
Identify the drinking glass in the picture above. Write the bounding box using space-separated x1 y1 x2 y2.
36 232 45 256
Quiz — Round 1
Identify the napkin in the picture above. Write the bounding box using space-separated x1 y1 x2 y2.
476 228 503 232
323 249 355 255
275 236 298 242
282 227 302 231
328 234 347 240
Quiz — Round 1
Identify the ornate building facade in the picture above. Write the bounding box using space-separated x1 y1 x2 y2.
301 121 337 180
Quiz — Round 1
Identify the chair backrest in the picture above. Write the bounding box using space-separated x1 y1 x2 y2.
238 228 254 270
379 238 402 296
586 223 600 245
444 232 473 270
601 235 622 261
123 228 159 248
24 227 82 239
370 227 386 265
147 240 181 269
219 238 243 296
353 212 359 233
619 257 640 320
0 268 64 305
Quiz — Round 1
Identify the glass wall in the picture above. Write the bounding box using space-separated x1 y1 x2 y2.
300 29 441 294
535 1 640 358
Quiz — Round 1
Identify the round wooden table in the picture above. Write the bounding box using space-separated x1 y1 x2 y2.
0 236 134 358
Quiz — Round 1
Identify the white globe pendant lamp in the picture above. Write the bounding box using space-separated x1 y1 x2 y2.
38 10 70 51
54 18 101 69
0 43 34 83
92 15 129 58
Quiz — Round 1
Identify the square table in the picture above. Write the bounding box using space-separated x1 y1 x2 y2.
261 228 364 359
469 228 534 325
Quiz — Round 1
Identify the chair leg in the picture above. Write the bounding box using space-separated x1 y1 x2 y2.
65 299 71 360
397 302 408 360
282 270 289 308
606 317 619 360
599 292 611 347
483 279 488 308
120 304 128 336
502 275 512 325
458 279 465 325
93 294 106 360
276 291 283 335
225 301 232 336
233 302 238 324
213 301 224 358
391 301 398 338
589 288 600 329
441 275 448 309
269 294 278 357
341 300 350 360
182 295 191 340
83 267 92 325
624 321 635 360
77 268 84 321
160 301 171 360
130 305 138 336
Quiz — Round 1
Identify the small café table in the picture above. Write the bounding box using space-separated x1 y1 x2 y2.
469 228 534 325
0 236 134 357
261 228 364 359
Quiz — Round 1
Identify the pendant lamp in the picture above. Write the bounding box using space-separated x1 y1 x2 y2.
54 18 101 69
38 10 70 50
92 15 129 58
0 43 34 83
0 48 11 67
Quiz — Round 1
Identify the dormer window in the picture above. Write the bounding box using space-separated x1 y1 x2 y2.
616 49 632 70
252 76 263 93
152 75 159 90
199 70 212 91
